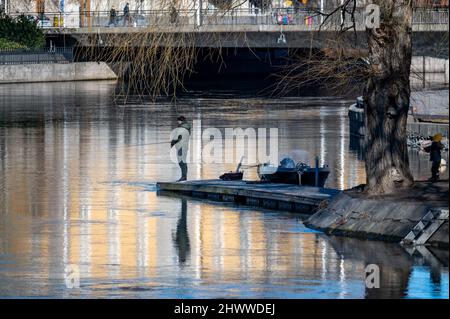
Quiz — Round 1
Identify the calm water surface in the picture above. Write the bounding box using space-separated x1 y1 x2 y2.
0 82 448 298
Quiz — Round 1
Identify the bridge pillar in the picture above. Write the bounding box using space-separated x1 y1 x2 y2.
196 0 203 27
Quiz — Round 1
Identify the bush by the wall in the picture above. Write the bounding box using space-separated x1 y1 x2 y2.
0 13 45 49
0 37 27 49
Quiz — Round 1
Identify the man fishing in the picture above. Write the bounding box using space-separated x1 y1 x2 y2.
170 116 191 182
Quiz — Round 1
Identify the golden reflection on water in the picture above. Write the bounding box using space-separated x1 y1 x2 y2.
1 147 356 297
0 82 448 298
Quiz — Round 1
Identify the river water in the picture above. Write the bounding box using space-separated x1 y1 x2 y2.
0 81 448 298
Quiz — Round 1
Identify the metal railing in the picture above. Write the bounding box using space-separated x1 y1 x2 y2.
8 7 449 29
0 47 74 65
201 8 321 26
412 8 449 24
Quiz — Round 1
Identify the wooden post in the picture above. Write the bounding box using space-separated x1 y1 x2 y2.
86 0 91 28
79 0 91 28
36 0 45 24
79 0 84 27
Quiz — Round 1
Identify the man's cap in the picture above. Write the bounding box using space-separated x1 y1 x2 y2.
433 133 443 142
177 116 186 122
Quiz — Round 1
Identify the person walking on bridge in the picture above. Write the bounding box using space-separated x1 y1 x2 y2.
109 6 117 27
123 2 131 26
170 5 179 24
170 116 191 182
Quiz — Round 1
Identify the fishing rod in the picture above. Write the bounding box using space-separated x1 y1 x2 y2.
111 141 171 148
129 141 170 147
240 164 260 169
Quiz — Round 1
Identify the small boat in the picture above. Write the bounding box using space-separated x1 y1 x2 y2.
257 157 330 187
219 156 244 181
219 171 243 181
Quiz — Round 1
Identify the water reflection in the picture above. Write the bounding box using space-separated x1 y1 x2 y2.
328 236 448 299
0 82 448 298
174 199 190 264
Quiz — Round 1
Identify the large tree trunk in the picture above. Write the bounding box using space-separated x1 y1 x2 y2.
363 0 414 194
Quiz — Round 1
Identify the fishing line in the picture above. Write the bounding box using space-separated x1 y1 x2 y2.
110 141 170 148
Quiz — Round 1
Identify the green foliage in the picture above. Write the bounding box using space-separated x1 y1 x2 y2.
0 38 27 50
0 13 45 49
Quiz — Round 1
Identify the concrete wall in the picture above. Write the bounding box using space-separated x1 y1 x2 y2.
0 62 117 83
305 186 449 248
348 89 449 138
349 105 449 138
411 56 449 86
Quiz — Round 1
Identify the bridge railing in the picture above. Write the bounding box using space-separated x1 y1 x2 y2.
201 8 314 26
0 47 74 65
8 7 449 29
413 8 449 25
88 9 197 28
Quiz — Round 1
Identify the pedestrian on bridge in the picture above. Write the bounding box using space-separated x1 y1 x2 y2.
109 6 117 27
170 6 179 24
123 2 131 26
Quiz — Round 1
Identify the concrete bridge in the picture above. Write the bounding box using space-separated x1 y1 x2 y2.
40 7 449 56
37 7 448 31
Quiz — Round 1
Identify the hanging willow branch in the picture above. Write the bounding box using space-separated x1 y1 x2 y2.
271 0 369 96
81 0 253 101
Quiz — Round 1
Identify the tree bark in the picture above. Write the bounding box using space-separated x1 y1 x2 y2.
363 0 414 194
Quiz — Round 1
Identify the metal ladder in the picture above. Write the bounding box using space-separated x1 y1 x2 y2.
401 208 448 246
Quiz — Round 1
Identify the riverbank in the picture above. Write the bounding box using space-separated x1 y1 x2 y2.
0 62 117 83
157 178 449 248
0 81 447 298
305 180 449 248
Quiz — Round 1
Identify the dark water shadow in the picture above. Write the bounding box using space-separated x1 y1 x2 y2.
173 199 191 265
326 235 448 299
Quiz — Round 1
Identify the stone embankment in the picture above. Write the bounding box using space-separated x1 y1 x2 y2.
0 62 117 84
305 180 449 248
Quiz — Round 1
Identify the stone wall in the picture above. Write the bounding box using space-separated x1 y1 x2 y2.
0 62 117 83
305 181 449 248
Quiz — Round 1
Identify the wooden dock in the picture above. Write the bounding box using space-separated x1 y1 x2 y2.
156 180 340 214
